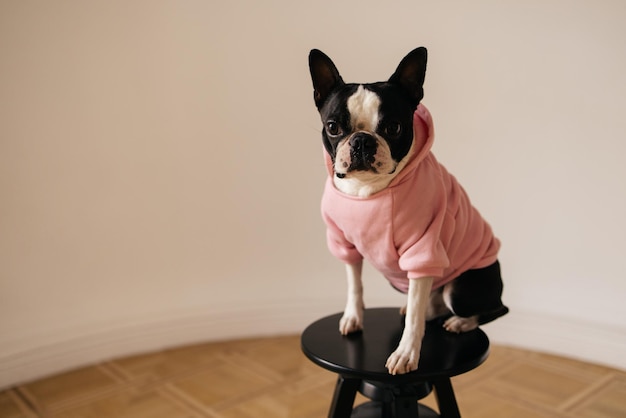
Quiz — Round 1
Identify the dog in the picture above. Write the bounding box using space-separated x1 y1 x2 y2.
308 47 508 375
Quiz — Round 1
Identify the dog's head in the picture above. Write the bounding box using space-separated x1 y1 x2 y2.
309 48 427 196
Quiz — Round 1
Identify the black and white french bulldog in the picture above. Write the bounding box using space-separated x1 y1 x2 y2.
309 48 508 375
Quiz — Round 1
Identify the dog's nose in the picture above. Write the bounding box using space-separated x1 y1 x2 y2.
350 133 376 151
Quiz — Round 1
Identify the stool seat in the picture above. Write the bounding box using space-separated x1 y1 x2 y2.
301 307 490 417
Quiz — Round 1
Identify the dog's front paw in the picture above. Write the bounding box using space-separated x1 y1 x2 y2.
385 338 421 375
339 308 364 335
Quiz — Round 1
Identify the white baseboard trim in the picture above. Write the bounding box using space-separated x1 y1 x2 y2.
483 309 626 371
0 301 339 390
1 303 624 390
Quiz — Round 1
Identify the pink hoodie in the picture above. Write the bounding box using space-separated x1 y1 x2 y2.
321 104 500 292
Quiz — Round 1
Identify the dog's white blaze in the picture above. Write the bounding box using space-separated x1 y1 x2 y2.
347 85 380 132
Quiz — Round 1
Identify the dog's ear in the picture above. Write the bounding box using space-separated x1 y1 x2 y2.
309 49 344 109
388 47 428 106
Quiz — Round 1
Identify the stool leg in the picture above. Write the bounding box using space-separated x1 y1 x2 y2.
432 378 461 418
328 375 360 418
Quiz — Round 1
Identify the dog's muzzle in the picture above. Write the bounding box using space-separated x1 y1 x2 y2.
348 132 378 172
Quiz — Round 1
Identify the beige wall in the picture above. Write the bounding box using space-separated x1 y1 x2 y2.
1 0 625 387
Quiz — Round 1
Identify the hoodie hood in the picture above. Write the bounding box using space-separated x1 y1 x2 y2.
324 103 435 187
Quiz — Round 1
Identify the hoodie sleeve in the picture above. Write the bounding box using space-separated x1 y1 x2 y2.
323 215 364 265
395 156 450 279
320 178 364 265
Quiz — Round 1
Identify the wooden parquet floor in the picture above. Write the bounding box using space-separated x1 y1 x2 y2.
1 335 625 417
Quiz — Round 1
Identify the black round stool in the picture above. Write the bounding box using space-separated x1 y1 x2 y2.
301 307 490 417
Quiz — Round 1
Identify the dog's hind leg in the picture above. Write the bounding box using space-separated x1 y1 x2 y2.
441 284 479 332
441 261 508 333
442 314 479 333
426 287 451 320
477 305 509 325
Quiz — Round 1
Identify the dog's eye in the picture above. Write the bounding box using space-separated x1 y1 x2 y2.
325 121 342 137
383 121 402 138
